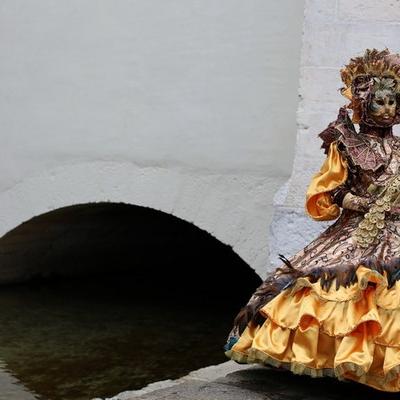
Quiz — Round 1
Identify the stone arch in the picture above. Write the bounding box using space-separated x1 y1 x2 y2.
0 201 261 293
0 161 275 278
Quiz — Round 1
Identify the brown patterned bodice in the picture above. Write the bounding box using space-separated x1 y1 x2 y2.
346 133 400 197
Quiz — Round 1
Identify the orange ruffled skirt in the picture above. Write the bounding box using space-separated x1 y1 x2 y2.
226 266 400 392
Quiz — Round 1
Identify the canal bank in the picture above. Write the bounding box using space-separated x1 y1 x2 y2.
99 361 398 400
97 361 252 400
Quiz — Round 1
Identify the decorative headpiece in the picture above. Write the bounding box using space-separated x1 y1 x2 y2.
340 48 400 125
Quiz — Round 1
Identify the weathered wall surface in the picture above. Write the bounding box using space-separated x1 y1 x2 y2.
0 1 304 279
269 0 400 268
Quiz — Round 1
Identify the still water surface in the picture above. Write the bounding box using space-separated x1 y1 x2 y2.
0 278 237 400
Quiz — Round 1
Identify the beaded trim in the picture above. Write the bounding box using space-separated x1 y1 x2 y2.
353 175 400 247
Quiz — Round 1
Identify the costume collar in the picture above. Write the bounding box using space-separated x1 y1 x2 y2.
359 124 394 140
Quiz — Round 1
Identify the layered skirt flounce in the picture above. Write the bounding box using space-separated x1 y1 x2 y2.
226 266 400 392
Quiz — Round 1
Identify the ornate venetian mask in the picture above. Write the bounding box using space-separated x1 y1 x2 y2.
368 84 397 126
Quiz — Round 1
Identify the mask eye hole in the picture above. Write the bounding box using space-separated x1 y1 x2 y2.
376 99 385 106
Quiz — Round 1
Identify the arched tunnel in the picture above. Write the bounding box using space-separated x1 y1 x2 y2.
0 202 262 400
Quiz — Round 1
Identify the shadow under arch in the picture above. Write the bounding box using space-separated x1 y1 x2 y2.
0 202 262 400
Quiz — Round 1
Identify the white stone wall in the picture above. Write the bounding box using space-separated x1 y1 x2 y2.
269 0 400 268
0 1 304 279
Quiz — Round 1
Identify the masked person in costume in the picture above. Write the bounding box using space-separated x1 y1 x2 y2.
225 49 400 392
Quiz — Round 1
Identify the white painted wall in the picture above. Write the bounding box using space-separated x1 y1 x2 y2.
270 0 400 268
0 1 304 278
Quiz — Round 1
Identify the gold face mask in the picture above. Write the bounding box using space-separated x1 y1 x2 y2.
368 90 397 126
367 77 398 127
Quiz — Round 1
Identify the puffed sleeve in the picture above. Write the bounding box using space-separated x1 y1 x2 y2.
305 141 348 221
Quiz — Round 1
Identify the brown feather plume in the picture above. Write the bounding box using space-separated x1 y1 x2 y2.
233 254 301 334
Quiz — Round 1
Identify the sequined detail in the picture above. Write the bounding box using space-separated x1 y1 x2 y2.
353 175 400 248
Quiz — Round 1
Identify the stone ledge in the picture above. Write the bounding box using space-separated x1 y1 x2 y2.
94 361 252 400
102 363 388 400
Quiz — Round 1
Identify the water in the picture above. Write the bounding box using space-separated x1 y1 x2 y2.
0 278 240 400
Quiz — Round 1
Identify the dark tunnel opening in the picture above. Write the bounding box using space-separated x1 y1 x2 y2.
0 202 262 400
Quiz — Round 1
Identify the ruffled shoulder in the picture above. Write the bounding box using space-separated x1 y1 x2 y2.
320 107 386 172
318 107 350 154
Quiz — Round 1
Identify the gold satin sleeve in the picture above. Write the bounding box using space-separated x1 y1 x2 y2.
305 142 348 221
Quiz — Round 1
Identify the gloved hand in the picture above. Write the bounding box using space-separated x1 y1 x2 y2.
331 185 372 212
342 192 372 212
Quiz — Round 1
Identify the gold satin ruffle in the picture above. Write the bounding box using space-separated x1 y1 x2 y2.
305 141 348 221
227 266 400 392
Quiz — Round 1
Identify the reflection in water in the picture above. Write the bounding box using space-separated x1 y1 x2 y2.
0 278 242 400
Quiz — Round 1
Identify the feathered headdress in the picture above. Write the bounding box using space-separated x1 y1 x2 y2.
340 48 400 125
